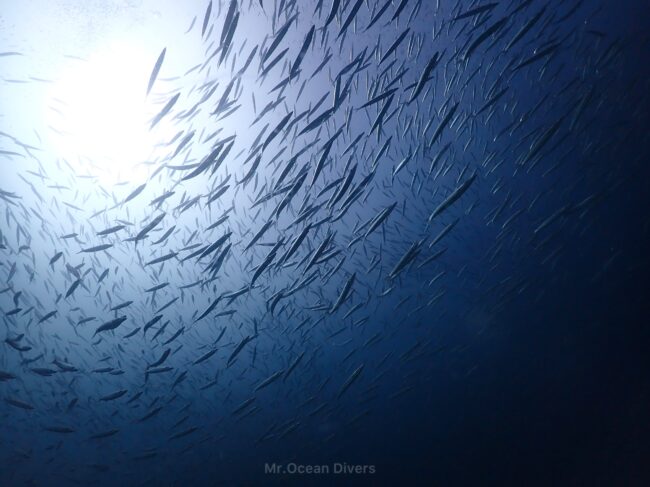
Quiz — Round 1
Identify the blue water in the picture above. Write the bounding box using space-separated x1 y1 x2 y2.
1 0 649 485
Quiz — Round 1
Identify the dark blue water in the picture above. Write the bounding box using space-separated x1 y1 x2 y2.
1 0 649 485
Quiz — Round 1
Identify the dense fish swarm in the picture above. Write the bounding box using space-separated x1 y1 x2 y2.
1 0 649 485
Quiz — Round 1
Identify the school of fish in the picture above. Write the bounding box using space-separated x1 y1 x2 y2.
1 0 649 485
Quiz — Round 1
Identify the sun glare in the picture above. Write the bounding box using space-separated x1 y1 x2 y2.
46 41 165 185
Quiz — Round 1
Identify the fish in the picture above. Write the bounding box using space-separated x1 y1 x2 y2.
65 279 81 299
408 52 440 104
227 335 254 366
31 368 57 377
380 28 410 65
505 7 546 51
138 406 163 423
330 273 355 314
283 352 305 381
94 316 128 336
147 348 171 369
99 390 128 401
388 240 423 280
337 0 364 40
0 371 17 382
429 102 459 147
44 426 75 434
453 3 498 22
145 252 178 266
390 0 410 21
37 310 57 323
262 15 296 64
49 251 63 266
365 0 392 31
89 429 120 440
122 184 146 205
337 364 364 398
254 370 284 391
465 18 509 60
428 174 477 221
5 397 34 410
80 244 113 253
364 203 397 239
193 348 217 365
169 427 198 440
147 48 166 95
232 397 255 416
143 315 163 336
151 93 180 129
97 225 126 236
290 26 315 78
202 1 212 37
324 0 341 29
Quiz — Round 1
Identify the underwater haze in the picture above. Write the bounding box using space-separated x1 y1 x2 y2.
1 0 650 485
